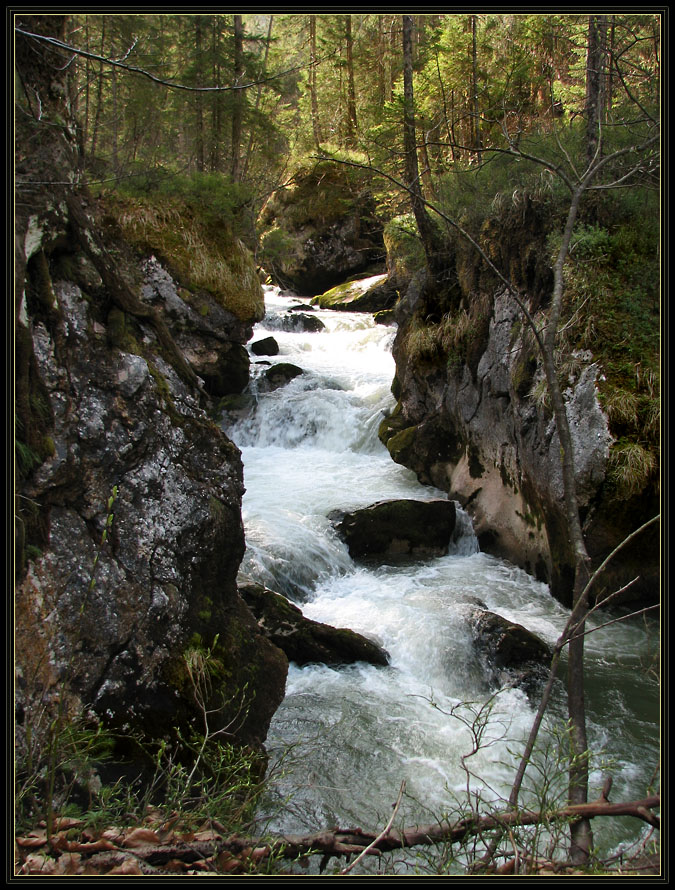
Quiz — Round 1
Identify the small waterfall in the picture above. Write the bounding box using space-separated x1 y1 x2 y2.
221 286 659 870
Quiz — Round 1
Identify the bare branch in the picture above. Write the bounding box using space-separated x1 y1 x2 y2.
14 25 326 94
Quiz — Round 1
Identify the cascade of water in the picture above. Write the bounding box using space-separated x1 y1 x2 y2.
222 286 659 870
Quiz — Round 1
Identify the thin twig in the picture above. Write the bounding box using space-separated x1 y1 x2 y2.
339 781 407 875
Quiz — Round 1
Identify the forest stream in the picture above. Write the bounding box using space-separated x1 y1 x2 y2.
221 286 660 874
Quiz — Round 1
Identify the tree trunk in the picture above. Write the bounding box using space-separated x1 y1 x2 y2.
402 15 443 278
231 14 244 183
471 15 482 162
585 15 607 167
309 15 322 148
89 17 106 160
543 183 594 865
345 15 358 148
243 15 273 179
195 17 205 172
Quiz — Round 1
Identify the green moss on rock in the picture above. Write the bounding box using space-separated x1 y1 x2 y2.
102 194 264 323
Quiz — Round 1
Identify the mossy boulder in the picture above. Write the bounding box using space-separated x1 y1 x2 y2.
331 498 456 562
258 159 385 295
312 273 397 313
238 578 389 667
281 312 326 332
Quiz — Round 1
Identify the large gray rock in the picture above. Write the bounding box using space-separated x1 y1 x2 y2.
331 499 456 562
386 265 658 607
16 252 287 753
140 256 254 398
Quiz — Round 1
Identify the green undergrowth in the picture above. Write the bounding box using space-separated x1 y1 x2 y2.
549 203 660 498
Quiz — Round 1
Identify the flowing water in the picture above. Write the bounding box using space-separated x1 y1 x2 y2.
222 285 660 873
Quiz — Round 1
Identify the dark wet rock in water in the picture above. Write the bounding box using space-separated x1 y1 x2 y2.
239 577 389 667
251 335 279 356
281 312 326 333
374 309 397 326
260 362 304 391
466 607 551 697
331 498 456 562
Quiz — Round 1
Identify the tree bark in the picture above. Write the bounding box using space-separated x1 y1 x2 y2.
309 15 322 148
585 15 607 167
230 14 244 183
471 14 482 162
402 15 443 280
542 182 594 864
345 15 358 148
194 17 206 172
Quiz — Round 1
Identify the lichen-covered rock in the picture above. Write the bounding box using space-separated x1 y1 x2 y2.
331 499 456 562
15 271 287 749
238 578 389 667
15 231 286 757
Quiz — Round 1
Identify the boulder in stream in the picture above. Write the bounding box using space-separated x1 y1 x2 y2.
260 362 304 391
466 607 551 697
251 335 279 356
312 273 397 313
331 498 456 562
281 313 326 333
238 578 389 667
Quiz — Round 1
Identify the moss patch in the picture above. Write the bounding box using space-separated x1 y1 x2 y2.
101 194 264 323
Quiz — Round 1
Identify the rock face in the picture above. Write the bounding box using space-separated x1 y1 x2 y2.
140 256 253 397
239 578 389 667
258 161 385 295
15 257 288 751
381 203 659 607
14 19 287 753
331 499 457 562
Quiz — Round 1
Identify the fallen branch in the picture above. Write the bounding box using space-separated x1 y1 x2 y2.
15 793 660 876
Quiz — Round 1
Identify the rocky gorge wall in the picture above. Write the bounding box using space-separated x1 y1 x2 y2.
379 204 659 609
15 198 291 753
14 16 290 754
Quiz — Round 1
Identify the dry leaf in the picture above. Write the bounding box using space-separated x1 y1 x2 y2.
54 852 83 875
193 828 222 843
20 853 57 874
122 827 161 848
52 817 84 831
16 835 48 849
107 859 144 875
164 858 190 871
101 827 125 843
